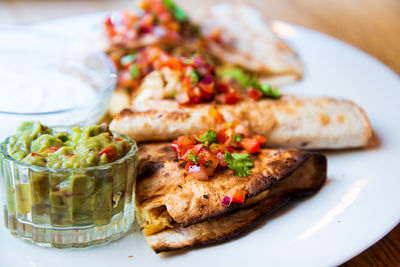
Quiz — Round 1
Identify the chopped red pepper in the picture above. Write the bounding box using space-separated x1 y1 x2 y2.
247 87 263 100
217 83 230 93
221 190 246 207
31 153 39 157
240 135 266 153
99 145 118 162
231 189 246 204
225 91 242 105
44 146 61 154
103 16 116 38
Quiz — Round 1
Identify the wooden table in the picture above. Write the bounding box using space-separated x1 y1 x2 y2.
1 0 399 265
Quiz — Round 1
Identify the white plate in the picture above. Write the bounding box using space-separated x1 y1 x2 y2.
1 12 400 267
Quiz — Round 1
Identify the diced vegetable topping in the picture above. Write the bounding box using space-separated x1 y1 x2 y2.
162 0 188 21
198 130 218 145
221 189 247 207
99 145 118 162
224 151 254 177
7 122 132 168
170 121 266 180
218 67 281 100
104 0 198 46
44 146 61 154
231 189 246 204
107 1 281 104
220 195 232 207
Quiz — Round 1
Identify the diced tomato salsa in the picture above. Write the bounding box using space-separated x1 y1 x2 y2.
170 121 266 181
104 0 189 45
106 0 280 104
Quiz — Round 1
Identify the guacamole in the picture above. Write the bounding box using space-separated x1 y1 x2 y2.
1 121 137 229
7 121 132 168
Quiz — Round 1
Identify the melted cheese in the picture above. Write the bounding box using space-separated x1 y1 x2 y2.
137 206 174 236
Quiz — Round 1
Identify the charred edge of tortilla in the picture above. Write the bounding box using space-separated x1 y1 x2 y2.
116 108 190 121
247 151 326 199
138 150 326 229
178 152 326 228
152 155 327 253
139 145 178 166
152 195 300 253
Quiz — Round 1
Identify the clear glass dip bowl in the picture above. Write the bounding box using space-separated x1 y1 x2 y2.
0 130 138 248
0 26 117 140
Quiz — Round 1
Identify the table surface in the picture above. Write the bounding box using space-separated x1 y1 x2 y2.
1 0 399 265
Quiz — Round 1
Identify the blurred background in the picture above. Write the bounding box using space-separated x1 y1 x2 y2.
0 0 399 265
0 0 399 74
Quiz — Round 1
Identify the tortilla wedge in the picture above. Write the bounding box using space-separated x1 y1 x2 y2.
190 2 303 84
110 95 372 149
136 143 327 253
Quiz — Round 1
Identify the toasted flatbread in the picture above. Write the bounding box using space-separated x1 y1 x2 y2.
110 95 372 149
136 143 327 253
190 2 303 83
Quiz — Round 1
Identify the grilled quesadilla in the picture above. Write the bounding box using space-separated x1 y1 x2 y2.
103 0 303 115
110 95 372 149
136 142 327 253
189 2 303 84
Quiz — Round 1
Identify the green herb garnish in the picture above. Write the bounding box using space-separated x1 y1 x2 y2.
188 152 199 165
232 134 243 142
204 160 213 168
218 67 251 88
224 150 254 177
198 130 218 145
258 83 280 98
191 71 199 83
129 65 140 79
218 67 280 98
162 0 188 21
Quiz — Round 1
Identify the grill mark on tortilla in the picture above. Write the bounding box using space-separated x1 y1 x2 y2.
136 143 326 228
116 108 190 121
143 151 327 253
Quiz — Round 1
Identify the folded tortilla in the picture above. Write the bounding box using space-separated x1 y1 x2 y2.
110 95 372 149
136 143 327 253
190 3 303 84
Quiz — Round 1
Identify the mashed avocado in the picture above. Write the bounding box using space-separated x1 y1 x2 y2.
7 121 132 168
3 121 136 227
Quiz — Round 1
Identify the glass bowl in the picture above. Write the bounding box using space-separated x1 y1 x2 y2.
0 130 138 248
0 26 117 140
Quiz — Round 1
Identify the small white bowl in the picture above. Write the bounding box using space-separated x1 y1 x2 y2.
0 26 117 139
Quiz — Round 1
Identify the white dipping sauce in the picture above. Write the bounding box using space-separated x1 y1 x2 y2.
0 66 97 113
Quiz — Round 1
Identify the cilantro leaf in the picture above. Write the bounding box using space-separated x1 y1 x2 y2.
188 152 199 165
232 134 243 142
129 65 140 79
162 0 188 21
259 83 280 98
218 67 280 99
198 130 218 145
224 150 254 177
191 71 199 83
218 67 251 88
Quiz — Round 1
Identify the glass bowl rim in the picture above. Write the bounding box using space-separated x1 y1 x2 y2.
0 129 138 172
0 25 117 116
